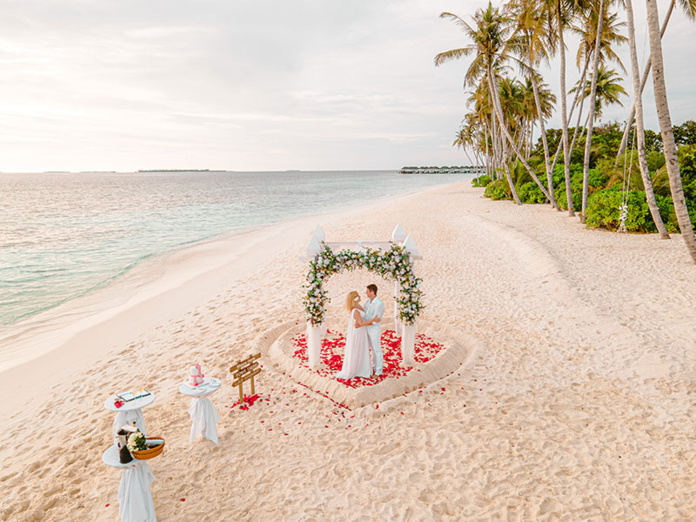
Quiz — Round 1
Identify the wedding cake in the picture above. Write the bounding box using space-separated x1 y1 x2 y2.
188 364 205 387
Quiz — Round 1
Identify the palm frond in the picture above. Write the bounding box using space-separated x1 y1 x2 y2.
678 0 696 18
434 47 475 66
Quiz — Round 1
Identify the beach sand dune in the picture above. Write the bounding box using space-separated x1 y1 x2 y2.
2 181 696 520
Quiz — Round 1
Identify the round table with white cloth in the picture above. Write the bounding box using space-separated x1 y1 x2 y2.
105 391 156 441
179 377 221 444
102 444 156 522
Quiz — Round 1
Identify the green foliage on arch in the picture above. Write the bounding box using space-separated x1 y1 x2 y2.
303 244 423 327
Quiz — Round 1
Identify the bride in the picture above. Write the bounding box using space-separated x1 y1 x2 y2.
336 290 380 380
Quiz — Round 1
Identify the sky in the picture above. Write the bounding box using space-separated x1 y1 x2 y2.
0 0 694 172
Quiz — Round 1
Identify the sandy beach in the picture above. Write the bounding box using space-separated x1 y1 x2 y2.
2 180 696 521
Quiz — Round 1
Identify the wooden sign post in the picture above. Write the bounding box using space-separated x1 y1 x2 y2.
230 353 262 403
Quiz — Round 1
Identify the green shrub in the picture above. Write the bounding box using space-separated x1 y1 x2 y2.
484 178 513 200
586 189 660 232
518 181 547 204
651 166 671 197
679 144 696 201
472 174 491 187
651 145 696 228
655 194 680 233
553 164 607 211
647 151 665 173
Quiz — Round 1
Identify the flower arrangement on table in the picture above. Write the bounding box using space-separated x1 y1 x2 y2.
303 244 424 326
126 430 148 453
125 429 165 460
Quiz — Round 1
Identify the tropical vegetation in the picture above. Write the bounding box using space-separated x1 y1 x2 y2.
435 0 696 263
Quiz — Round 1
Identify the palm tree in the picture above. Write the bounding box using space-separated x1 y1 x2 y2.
580 0 606 222
453 125 477 169
468 81 500 179
546 0 624 180
645 0 696 262
546 0 586 216
590 66 628 117
498 76 526 143
570 66 627 114
615 0 681 166
435 4 551 205
508 0 559 208
519 77 542 157
572 4 627 75
624 0 670 238
567 1 628 220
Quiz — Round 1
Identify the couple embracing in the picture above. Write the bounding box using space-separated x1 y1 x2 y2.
336 284 384 380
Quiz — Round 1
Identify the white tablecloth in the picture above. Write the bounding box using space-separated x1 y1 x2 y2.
113 409 146 438
188 397 220 444
118 461 156 522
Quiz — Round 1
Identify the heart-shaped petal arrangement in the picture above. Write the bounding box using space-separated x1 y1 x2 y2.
255 320 485 409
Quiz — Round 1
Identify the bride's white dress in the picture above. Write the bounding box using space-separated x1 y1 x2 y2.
336 309 372 379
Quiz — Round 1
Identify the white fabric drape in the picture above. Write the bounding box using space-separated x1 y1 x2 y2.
401 323 416 365
113 409 146 438
306 323 322 367
188 397 220 444
118 462 156 522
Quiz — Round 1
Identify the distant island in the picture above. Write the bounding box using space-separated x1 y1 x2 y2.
137 169 226 173
400 166 484 174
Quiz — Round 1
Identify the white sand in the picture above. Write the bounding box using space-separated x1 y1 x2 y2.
2 181 696 521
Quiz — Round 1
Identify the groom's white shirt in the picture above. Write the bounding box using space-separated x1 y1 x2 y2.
364 296 384 374
363 297 384 336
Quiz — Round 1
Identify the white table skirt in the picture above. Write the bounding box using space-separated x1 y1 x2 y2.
188 397 220 444
113 409 146 438
118 461 156 522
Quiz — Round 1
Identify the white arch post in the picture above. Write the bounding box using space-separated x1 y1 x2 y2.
400 232 419 365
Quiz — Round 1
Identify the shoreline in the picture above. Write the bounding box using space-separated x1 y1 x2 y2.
0 180 465 418
1 175 470 339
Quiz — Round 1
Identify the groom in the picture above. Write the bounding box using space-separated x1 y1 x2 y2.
363 284 385 376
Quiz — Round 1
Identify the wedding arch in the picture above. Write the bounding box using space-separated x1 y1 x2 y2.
301 224 423 368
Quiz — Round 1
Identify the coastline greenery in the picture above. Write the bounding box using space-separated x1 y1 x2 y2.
476 123 696 233
435 0 696 262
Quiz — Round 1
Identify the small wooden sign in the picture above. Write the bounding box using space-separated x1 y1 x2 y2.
230 353 262 403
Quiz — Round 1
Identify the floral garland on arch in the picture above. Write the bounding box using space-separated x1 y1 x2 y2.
303 244 423 326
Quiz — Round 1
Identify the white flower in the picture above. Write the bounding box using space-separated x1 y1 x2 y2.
127 430 146 453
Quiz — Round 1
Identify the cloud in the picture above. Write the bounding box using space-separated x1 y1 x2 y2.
0 0 693 172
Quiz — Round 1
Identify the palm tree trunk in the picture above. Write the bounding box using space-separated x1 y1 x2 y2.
490 114 501 178
484 123 492 179
582 0 605 223
645 0 696 262
557 2 574 216
626 0 670 238
503 144 522 205
531 73 558 209
487 68 552 202
550 58 590 175
570 96 589 160
495 108 521 203
615 0 677 167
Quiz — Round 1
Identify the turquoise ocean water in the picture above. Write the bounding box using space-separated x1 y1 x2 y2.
0 170 469 326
